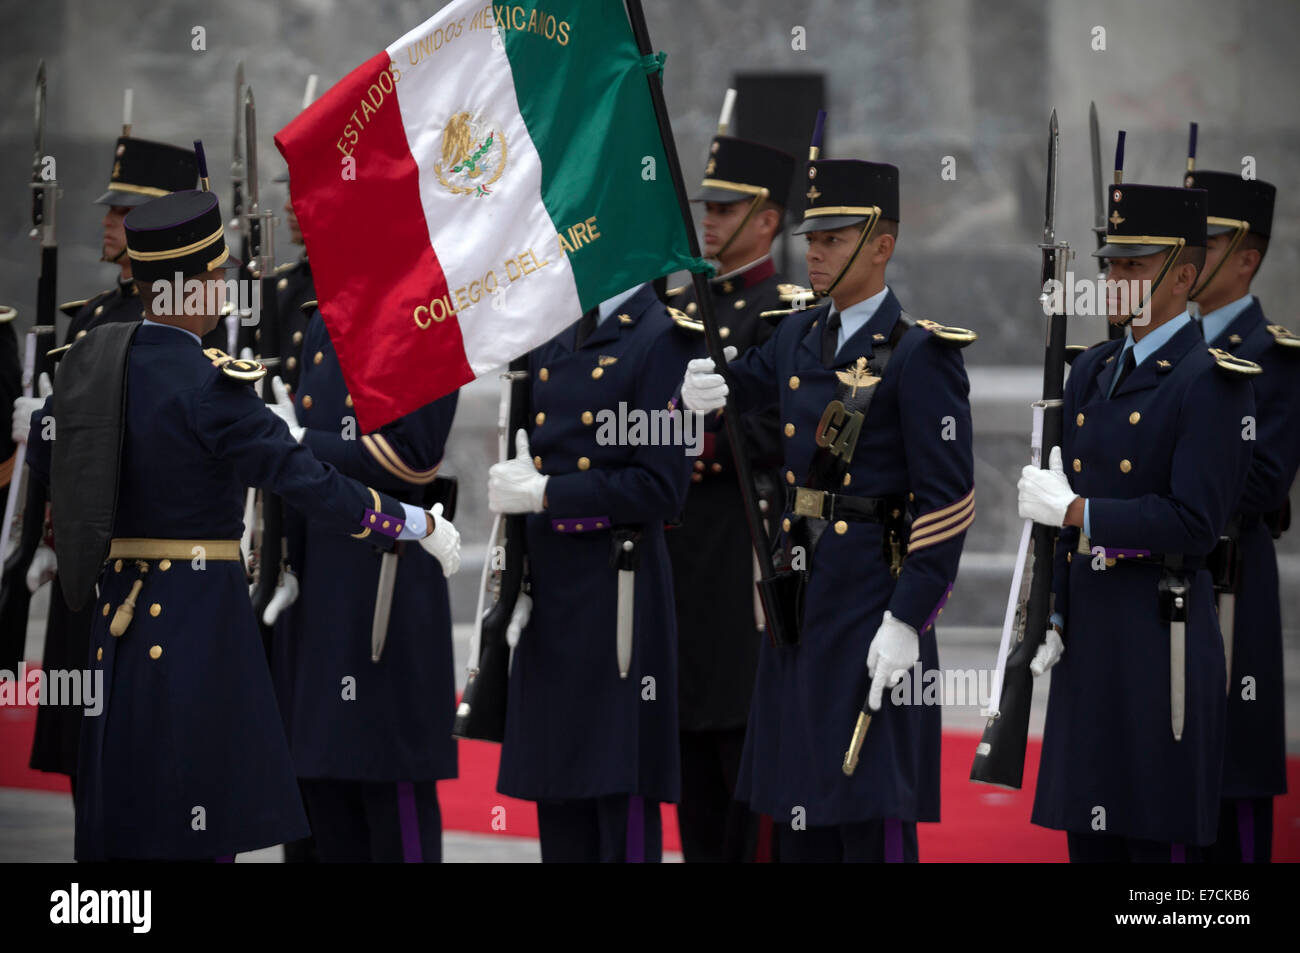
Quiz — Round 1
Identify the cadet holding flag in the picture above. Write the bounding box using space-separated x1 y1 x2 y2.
13 185 461 861
681 116 976 862
1020 156 1257 862
664 94 795 863
1181 137 1299 864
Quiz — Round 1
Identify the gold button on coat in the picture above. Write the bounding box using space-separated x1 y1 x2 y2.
287 356 298 370
293 331 303 345
782 518 791 532
1120 459 1132 473
114 560 123 573
314 351 324 365
784 423 795 437
786 470 796 484
719 326 731 339
577 456 591 471
1129 412 1141 425
149 645 162 660
734 299 746 310
533 455 543 469
834 520 848 535
581 411 594 425
535 412 546 425
710 462 722 473
159 559 171 571
591 367 603 379
277 277 289 290
301 395 313 409
1072 458 1082 472
539 368 549 381
96 648 103 661
149 603 161 617
844 473 852 486
345 395 353 408
102 603 110 617
788 376 800 390
1076 413 1085 426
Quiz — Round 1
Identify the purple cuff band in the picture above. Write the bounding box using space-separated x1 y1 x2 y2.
550 517 611 533
363 508 404 539
1097 546 1152 559
920 582 955 633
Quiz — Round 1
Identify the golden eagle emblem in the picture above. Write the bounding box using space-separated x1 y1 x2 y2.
434 111 508 197
835 357 880 397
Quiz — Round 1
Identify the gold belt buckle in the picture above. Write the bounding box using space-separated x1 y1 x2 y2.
793 487 825 519
1077 533 1090 556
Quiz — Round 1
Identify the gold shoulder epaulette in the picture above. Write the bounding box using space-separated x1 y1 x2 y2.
916 318 977 348
204 347 267 383
1266 324 1300 349
1063 344 1089 366
668 306 703 333
776 283 812 302
301 299 318 315
274 261 298 275
664 285 687 298
1208 347 1262 376
59 297 93 317
0 305 16 324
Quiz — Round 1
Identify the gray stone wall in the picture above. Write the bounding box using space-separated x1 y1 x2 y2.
1 0 1297 633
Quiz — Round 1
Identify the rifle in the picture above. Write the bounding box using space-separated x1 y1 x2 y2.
0 62 59 672
243 87 287 653
1090 102 1124 342
970 110 1069 789
454 357 530 742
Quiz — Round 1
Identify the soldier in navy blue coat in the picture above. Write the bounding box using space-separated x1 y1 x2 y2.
1180 165 1299 862
272 303 460 862
13 189 461 861
24 137 197 788
682 142 977 863
664 131 795 863
487 282 696 862
1019 182 1257 862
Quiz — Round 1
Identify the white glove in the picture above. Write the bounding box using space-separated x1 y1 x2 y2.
680 345 737 412
488 430 548 514
11 372 52 445
506 591 532 649
269 376 304 443
261 569 299 626
866 610 920 711
1030 628 1065 676
1017 446 1078 528
419 502 461 577
25 543 57 593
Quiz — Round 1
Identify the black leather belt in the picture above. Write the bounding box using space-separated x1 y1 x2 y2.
784 486 899 524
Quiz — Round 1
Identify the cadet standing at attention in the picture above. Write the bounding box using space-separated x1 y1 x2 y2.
1180 150 1298 863
488 282 696 862
665 118 795 863
13 187 461 861
1020 175 1257 862
682 119 976 862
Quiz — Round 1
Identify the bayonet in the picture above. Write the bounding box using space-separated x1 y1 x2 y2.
1089 102 1104 248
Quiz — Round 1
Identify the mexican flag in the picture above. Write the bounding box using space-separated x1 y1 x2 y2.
276 0 696 431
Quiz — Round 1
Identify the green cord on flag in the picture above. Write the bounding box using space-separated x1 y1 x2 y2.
639 51 666 76
685 257 716 277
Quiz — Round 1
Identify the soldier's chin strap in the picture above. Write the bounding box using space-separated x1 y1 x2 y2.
712 187 771 263
1111 237 1185 329
1189 218 1249 302
817 208 882 299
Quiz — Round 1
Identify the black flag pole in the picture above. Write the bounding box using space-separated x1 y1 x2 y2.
623 0 789 647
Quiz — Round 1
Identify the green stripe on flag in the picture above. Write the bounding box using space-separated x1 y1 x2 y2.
499 1 695 309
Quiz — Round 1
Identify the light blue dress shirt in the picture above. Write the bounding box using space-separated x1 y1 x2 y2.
829 285 890 356
1197 293 1253 347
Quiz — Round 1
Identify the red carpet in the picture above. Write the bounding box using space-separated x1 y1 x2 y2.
4 688 1297 861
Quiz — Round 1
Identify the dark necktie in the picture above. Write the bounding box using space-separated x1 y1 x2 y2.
1110 347 1136 397
821 311 842 366
575 307 599 348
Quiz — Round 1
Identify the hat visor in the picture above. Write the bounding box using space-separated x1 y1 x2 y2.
1093 241 1169 259
691 185 754 204
793 214 868 234
95 188 162 207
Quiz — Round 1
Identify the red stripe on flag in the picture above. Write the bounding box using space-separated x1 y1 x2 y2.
275 51 473 431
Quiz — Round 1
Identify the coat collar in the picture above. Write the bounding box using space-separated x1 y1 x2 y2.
799 288 904 368
570 283 659 351
1208 295 1264 351
1104 319 1204 400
